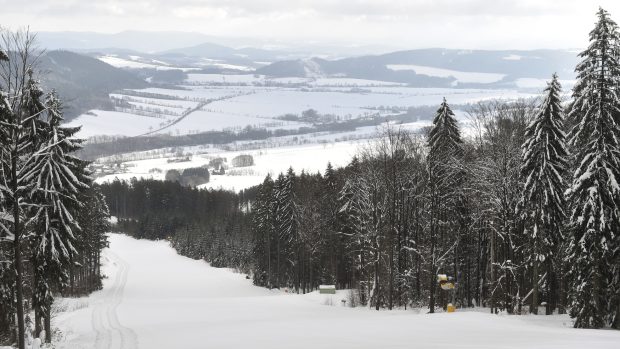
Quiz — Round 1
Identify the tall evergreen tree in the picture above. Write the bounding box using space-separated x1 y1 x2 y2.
275 168 299 289
426 98 463 313
0 73 16 342
519 74 568 315
0 58 46 349
252 175 276 288
566 7 620 328
26 91 88 342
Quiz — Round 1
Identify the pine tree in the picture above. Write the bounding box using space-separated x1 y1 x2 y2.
74 187 110 294
252 175 276 288
339 173 374 306
0 81 17 341
426 98 463 313
566 7 620 328
25 91 88 342
274 168 299 289
0 58 47 349
519 74 568 315
322 163 340 286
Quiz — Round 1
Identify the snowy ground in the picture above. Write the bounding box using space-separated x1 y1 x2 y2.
66 76 536 138
50 234 620 349
91 110 477 192
95 141 365 191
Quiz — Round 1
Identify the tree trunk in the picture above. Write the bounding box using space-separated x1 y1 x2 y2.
44 312 51 343
35 309 42 340
531 258 539 315
13 154 26 349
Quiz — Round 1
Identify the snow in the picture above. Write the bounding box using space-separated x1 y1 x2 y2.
95 141 363 191
69 77 534 138
503 54 523 61
312 78 406 87
151 109 305 136
200 62 254 71
516 78 577 89
64 110 167 138
98 56 200 72
51 233 620 349
386 64 506 84
109 93 200 109
186 74 265 84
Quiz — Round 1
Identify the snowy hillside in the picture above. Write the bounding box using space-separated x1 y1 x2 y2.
51 234 620 349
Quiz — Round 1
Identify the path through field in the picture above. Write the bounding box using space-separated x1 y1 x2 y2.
53 234 620 349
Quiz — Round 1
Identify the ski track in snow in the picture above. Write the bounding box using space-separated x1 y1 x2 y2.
92 251 138 349
53 234 620 349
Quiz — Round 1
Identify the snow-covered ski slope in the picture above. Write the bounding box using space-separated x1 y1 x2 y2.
52 234 620 349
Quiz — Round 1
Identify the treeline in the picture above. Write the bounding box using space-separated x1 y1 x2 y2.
0 31 109 348
165 167 211 187
99 179 254 270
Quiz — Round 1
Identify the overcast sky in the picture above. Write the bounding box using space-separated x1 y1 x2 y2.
1 0 618 49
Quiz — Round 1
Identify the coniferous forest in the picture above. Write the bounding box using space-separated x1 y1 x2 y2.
0 32 109 348
101 8 620 330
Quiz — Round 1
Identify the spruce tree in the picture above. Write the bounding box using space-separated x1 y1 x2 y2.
0 76 16 340
519 74 568 315
426 98 463 313
26 91 88 342
252 175 275 288
338 171 373 306
566 7 620 328
275 168 298 289
0 63 47 349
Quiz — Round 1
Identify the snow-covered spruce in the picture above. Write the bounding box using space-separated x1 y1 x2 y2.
518 74 568 315
426 98 465 313
566 7 620 329
0 32 108 347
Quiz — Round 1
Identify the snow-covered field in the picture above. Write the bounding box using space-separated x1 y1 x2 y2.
66 73 536 138
98 55 200 72
387 64 506 84
69 73 530 191
91 110 478 192
95 141 364 191
50 234 620 349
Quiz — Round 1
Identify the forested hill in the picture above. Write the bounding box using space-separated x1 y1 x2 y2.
39 50 147 119
256 48 578 86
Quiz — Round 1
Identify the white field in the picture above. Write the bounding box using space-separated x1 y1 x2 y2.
91 110 477 192
98 55 200 72
151 109 306 136
49 233 620 349
66 110 169 138
186 73 266 84
515 78 577 89
68 71 536 138
386 64 506 84
109 93 201 109
95 141 364 191
195 87 533 120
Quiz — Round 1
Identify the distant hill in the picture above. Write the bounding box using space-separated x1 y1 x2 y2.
37 31 213 53
35 31 397 59
257 48 579 88
39 50 148 120
160 42 295 64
